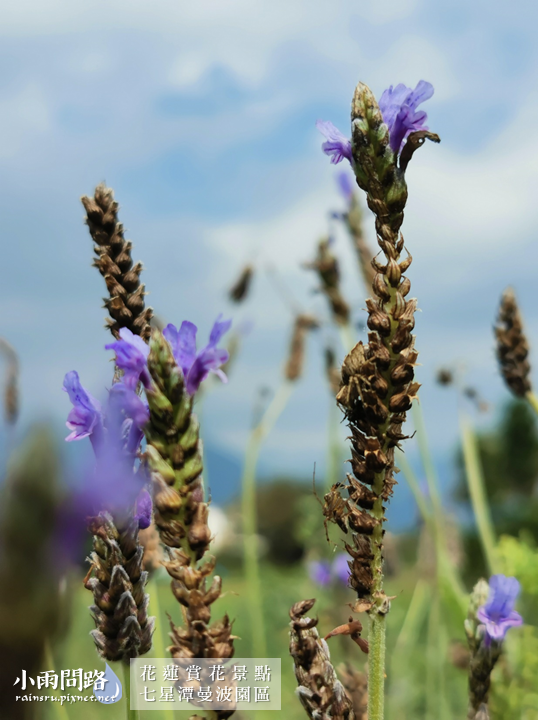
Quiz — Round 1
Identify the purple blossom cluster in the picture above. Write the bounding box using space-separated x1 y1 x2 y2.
107 316 231 396
61 315 231 539
477 574 523 644
317 80 434 166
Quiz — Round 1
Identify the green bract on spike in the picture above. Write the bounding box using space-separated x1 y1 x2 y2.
143 329 235 662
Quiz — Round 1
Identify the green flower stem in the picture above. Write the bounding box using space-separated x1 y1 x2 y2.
460 412 498 574
527 391 538 415
425 593 440 720
339 323 356 354
122 662 138 720
148 576 175 720
368 612 386 720
406 407 468 611
242 380 294 658
393 578 430 655
43 641 70 720
326 396 341 490
394 448 430 525
411 403 444 521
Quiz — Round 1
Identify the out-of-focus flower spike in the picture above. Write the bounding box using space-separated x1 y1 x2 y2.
229 264 254 303
303 238 350 327
495 288 532 398
0 338 19 425
284 314 319 382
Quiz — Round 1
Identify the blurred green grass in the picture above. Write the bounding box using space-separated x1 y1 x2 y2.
44 557 467 719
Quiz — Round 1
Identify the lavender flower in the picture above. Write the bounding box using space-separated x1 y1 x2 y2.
317 81 434 166
336 172 354 202
163 314 231 395
308 560 332 586
378 80 434 153
316 120 353 165
62 371 149 522
134 489 153 530
63 371 102 443
332 553 351 586
477 574 523 644
105 328 151 389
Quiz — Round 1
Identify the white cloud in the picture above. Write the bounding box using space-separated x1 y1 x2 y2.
0 84 50 158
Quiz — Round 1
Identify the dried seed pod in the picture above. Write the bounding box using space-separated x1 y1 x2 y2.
85 512 154 662
494 288 532 397
81 184 153 341
284 314 319 382
345 194 376 292
289 600 355 720
304 238 350 326
229 264 254 303
338 663 368 720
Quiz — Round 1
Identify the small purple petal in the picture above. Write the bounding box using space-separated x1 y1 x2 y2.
316 120 353 165
63 371 102 442
209 314 233 347
185 347 229 395
134 489 152 529
163 321 198 378
105 328 150 389
166 315 231 395
308 560 332 587
336 172 354 201
378 80 434 154
477 574 524 643
109 383 149 431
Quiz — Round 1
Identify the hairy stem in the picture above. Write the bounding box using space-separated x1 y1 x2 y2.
368 613 386 720
122 662 138 720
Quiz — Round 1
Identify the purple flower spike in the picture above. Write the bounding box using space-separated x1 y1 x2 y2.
308 560 332 587
336 172 354 202
332 553 351 586
105 328 151 389
163 314 231 395
63 371 103 442
378 80 434 154
316 120 353 165
134 489 153 529
477 574 523 644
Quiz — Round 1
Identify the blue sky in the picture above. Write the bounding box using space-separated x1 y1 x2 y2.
1 0 537 520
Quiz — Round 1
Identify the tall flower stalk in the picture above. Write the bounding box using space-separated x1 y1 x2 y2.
108 318 236 718
310 79 439 720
